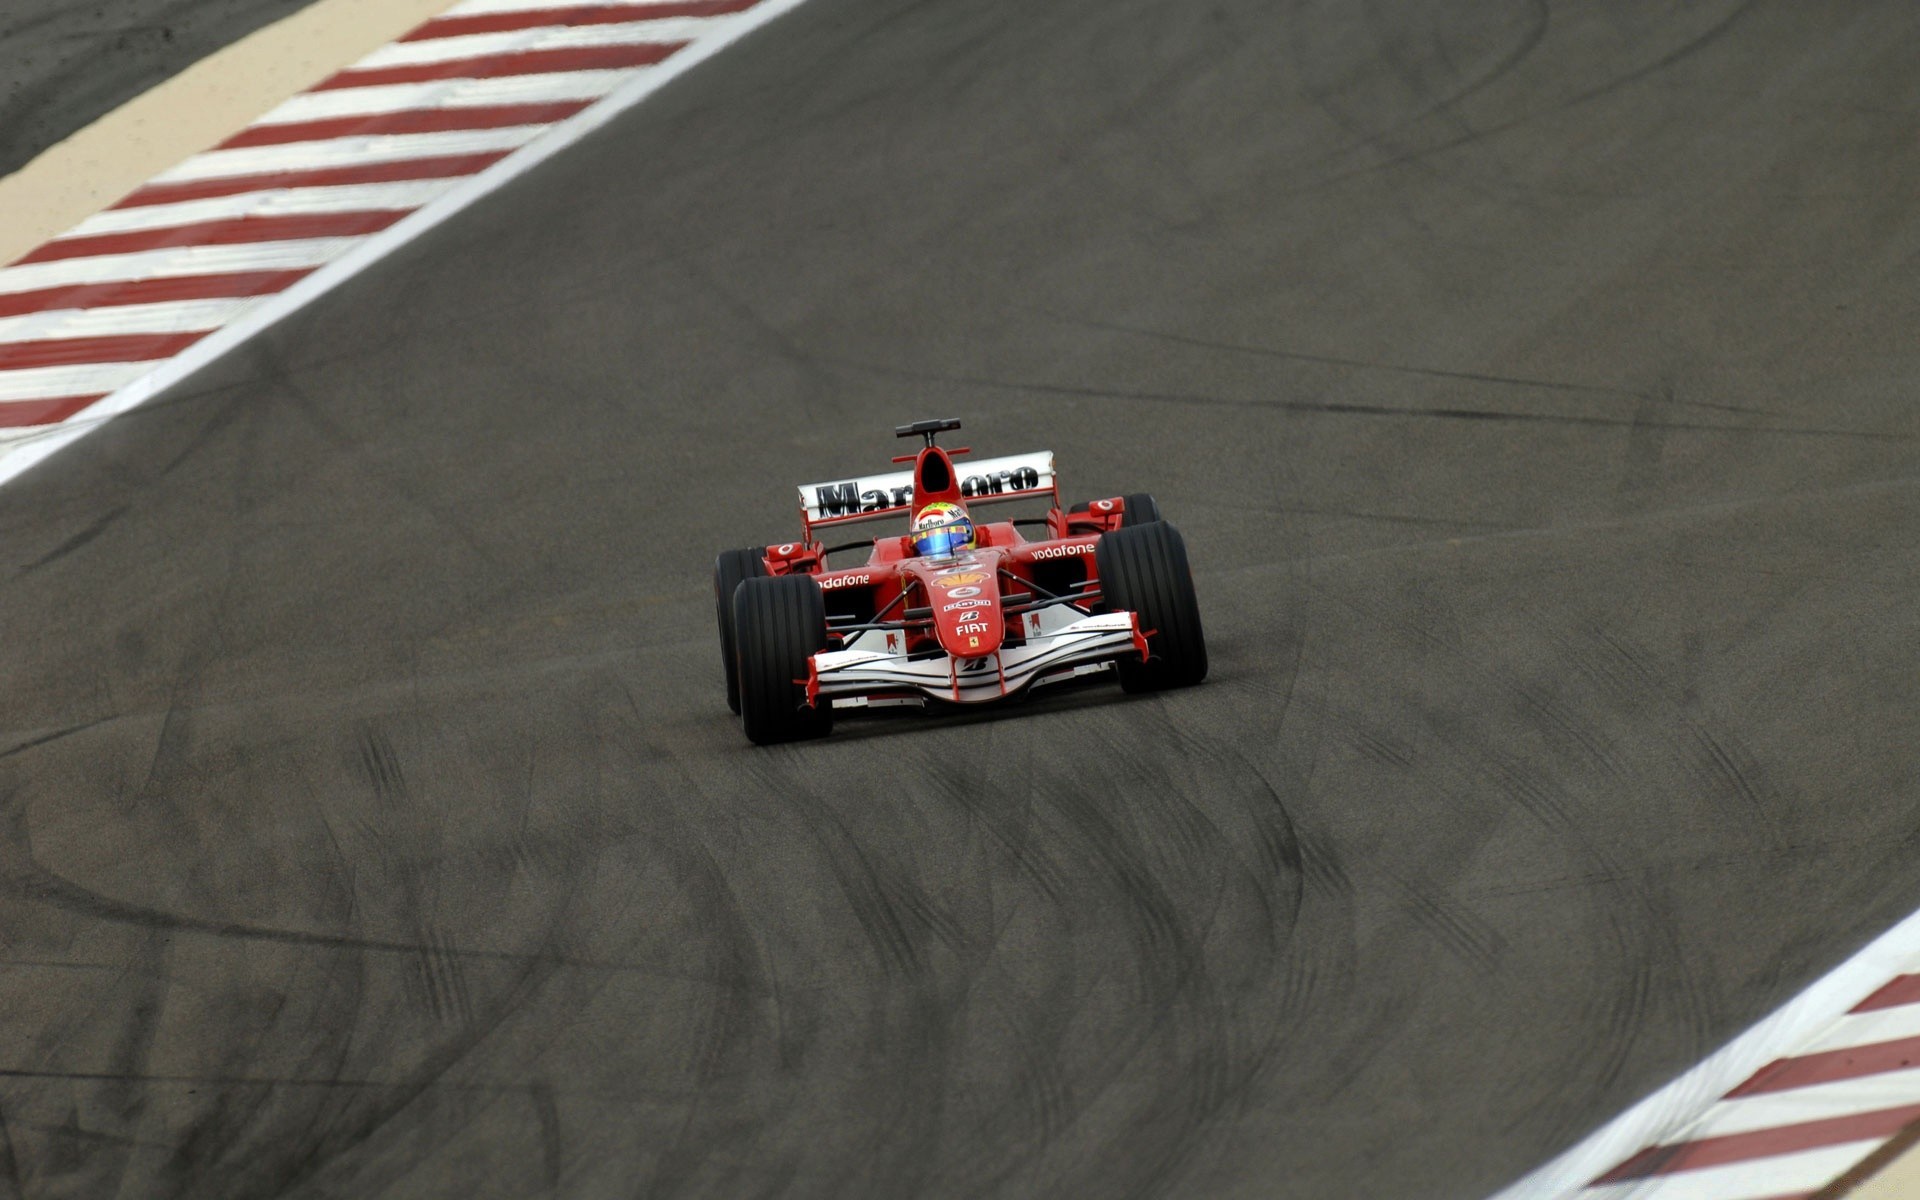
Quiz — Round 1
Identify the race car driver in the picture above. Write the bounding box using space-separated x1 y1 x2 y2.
911 501 975 559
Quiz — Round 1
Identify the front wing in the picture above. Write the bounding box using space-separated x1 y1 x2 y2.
808 612 1147 707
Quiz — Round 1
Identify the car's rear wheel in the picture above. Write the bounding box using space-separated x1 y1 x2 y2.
714 547 768 714
1120 492 1161 526
1095 520 1208 693
734 574 833 744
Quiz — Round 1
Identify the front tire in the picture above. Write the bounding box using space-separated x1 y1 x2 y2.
714 547 768 714
1095 520 1208 693
734 574 833 744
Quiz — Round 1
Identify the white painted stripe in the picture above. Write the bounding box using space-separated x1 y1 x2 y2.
351 19 709 70
65 181 457 238
0 300 255 345
0 239 363 297
255 70 629 124
152 127 542 183
0 363 157 404
1804 1002 1920 1055
1491 908 1920 1199
1541 1010 1920 1179
1677 1066 1920 1140
0 0 819 483
441 0 737 15
1575 1140 1882 1200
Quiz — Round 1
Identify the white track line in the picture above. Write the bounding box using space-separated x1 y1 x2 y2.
1577 1140 1883 1200
353 18 719 67
0 364 160 404
443 0 745 15
1492 907 1920 1198
0 0 817 486
1802 1003 1920 1055
152 127 545 183
0 241 366 296
0 301 256 344
66 181 462 238
256 71 630 123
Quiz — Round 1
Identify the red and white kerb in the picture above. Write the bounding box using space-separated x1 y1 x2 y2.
1566 972 1920 1198
0 0 769 435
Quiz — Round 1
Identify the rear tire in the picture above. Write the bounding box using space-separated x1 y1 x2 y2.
734 575 833 744
1095 520 1207 693
714 547 768 714
1120 492 1161 526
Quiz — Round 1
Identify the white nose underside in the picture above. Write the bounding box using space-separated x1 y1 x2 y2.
812 612 1139 705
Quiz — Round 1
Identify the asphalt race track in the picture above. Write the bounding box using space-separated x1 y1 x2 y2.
0 0 315 178
5 1 1920 1196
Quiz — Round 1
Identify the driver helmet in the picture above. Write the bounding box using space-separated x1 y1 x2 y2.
912 501 975 558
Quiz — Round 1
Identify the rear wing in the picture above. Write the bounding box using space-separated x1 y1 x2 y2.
799 451 1058 536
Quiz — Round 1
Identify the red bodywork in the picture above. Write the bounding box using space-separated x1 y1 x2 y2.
759 443 1146 705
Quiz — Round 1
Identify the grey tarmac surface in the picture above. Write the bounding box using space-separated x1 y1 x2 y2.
4 1 1920 1197
0 0 316 178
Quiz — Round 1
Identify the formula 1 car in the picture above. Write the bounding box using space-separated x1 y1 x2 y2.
713 419 1207 744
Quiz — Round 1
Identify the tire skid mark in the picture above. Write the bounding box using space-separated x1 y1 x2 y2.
1687 719 1789 852
231 696 620 1199
0 717 110 762
923 745 1096 1191
16 502 128 573
1306 577 1735 1146
697 686 1310 1198
637 810 783 1198
1390 874 1507 975
832 357 1903 442
1278 0 1554 211
723 753 965 1198
356 721 411 806
1022 708 1299 1196
1351 0 1538 173
1297 0 1765 193
0 1101 22 1200
529 1081 562 1193
414 923 475 1027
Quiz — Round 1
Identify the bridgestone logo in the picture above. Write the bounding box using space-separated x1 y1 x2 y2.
1031 542 1094 560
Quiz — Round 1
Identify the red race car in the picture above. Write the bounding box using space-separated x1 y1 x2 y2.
713 419 1206 744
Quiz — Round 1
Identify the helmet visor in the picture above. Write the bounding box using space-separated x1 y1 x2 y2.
915 521 971 557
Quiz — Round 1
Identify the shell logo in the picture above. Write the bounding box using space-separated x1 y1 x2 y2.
934 572 988 588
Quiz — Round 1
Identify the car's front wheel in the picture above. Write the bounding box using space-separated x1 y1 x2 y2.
734 574 833 745
714 547 768 713
1095 520 1208 693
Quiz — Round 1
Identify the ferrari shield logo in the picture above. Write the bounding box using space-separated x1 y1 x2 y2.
968 636 980 648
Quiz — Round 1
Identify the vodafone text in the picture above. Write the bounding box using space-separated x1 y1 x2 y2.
1030 542 1094 560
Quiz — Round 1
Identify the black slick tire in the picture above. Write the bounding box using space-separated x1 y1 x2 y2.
1120 492 1161 526
1095 520 1208 693
714 547 768 714
734 574 833 744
